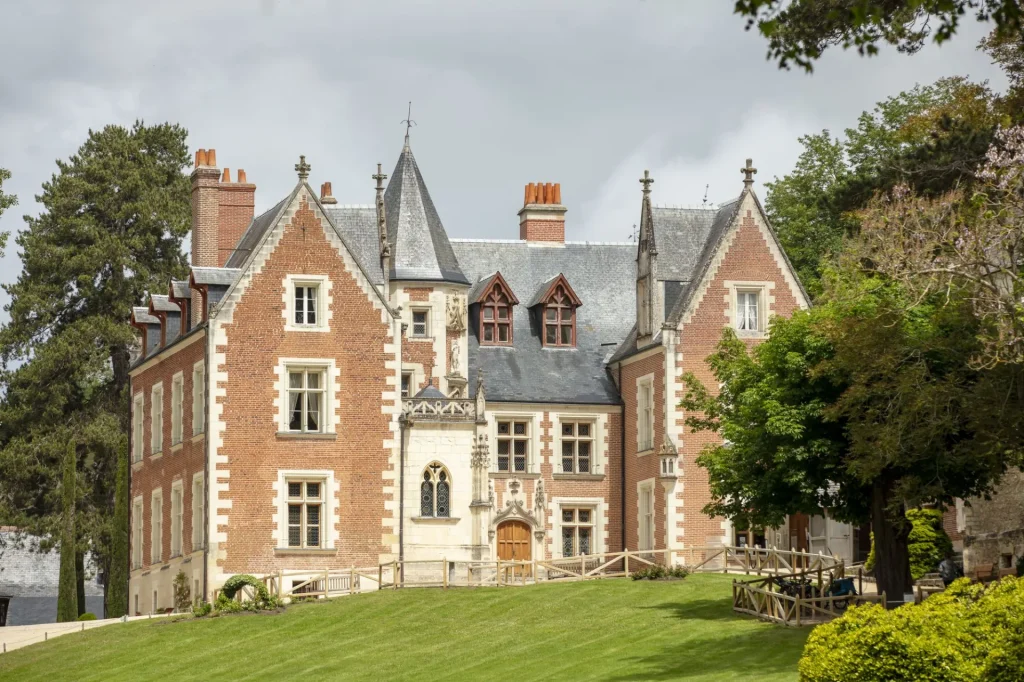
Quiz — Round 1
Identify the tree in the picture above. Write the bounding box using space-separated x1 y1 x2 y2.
106 439 129 619
680 275 1013 599
734 0 1024 71
56 440 78 623
0 167 15 258
0 121 191 602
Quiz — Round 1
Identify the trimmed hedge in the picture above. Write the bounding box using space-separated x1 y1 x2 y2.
77 612 97 621
865 508 953 580
799 576 1024 682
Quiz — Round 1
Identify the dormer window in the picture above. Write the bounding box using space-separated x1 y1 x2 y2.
469 272 519 347
530 274 582 349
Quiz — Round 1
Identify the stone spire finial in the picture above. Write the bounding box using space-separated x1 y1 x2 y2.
640 169 654 196
295 155 311 181
373 163 391 268
741 158 757 188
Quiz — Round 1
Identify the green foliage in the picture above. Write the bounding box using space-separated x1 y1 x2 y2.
220 574 270 603
907 509 954 580
56 440 78 623
799 576 1024 682
191 600 213 618
1017 556 1024 578
630 565 691 581
106 439 129 618
212 574 280 614
0 167 15 258
734 0 1024 72
172 571 191 613
865 532 876 572
77 612 97 621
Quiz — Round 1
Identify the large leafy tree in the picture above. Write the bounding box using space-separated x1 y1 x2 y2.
0 121 190 604
681 274 1016 599
734 0 1024 71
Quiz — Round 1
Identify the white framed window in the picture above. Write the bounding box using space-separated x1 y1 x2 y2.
639 483 654 551
192 362 205 436
637 377 654 452
411 309 429 338
737 290 760 332
496 419 529 472
132 393 144 463
170 482 183 558
151 489 163 564
191 473 204 551
284 275 330 332
150 383 164 455
401 372 413 399
294 284 319 326
171 373 184 446
560 421 594 474
561 507 594 557
286 479 324 548
419 462 451 518
132 497 143 569
287 367 326 433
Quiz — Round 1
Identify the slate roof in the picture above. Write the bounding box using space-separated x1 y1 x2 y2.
413 385 448 399
192 267 241 286
322 206 385 285
650 205 721 282
131 306 159 326
149 294 179 313
452 240 635 405
384 142 469 284
225 195 291 269
170 280 191 300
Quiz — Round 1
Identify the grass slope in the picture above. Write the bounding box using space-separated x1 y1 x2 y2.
0 574 808 681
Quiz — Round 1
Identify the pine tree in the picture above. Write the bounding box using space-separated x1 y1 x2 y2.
56 440 78 623
0 167 15 258
106 439 129 619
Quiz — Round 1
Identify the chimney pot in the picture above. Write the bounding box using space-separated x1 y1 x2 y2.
523 184 531 206
553 183 561 204
545 183 554 204
518 181 566 243
196 149 208 167
237 169 247 184
207 149 217 167
222 168 231 183
320 181 337 205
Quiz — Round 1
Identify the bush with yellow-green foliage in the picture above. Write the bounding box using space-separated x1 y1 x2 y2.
864 508 953 580
798 577 1024 682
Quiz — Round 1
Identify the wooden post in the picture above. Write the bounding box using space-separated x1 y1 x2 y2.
278 569 283 599
532 557 537 581
323 569 329 598
496 560 501 586
795 595 801 626
393 560 399 590
350 565 355 594
443 558 448 589
817 563 822 590
378 564 383 590
581 553 585 578
625 550 630 575
857 566 862 597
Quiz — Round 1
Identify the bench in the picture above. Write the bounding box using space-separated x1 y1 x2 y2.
998 567 1017 579
915 576 945 603
972 563 996 583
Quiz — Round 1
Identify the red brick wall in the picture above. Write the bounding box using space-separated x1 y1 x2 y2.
675 207 803 548
214 195 395 573
402 287 436 392
621 351 666 552
519 219 564 243
130 335 206 571
943 506 962 543
217 183 255 267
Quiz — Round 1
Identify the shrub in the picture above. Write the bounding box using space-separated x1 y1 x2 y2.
1016 555 1024 578
77 612 97 621
172 571 191 613
864 509 954 580
630 565 690 581
220 574 270 604
192 600 212 618
798 576 1024 682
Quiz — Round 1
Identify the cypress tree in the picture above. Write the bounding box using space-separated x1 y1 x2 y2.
107 440 130 618
56 440 78 623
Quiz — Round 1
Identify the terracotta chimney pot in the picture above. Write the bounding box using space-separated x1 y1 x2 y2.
196 149 208 167
207 149 217 167
237 169 247 184
222 168 231 183
553 183 561 204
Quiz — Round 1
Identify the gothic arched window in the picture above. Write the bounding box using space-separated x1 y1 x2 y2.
481 281 514 345
543 284 576 347
420 462 451 518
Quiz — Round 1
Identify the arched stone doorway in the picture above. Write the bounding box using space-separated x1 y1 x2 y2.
496 519 532 562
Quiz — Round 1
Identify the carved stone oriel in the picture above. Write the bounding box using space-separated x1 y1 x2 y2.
471 434 490 470
446 293 467 332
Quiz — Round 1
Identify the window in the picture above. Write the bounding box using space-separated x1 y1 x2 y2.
132 394 144 463
737 291 760 332
638 380 653 452
294 284 319 326
481 282 513 345
171 374 183 446
170 484 183 558
192 363 205 436
287 368 326 433
560 422 593 473
543 284 576 347
191 475 204 551
151 383 164 455
401 372 413 399
411 309 429 338
639 485 654 551
496 420 529 472
286 480 324 548
151 491 163 564
419 463 451 518
561 508 593 557
132 499 143 569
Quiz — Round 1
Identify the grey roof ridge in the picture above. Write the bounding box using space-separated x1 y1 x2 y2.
131 306 160 325
451 237 635 247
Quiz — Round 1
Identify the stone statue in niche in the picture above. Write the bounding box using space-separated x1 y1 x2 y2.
450 340 461 375
534 479 546 513
446 294 467 332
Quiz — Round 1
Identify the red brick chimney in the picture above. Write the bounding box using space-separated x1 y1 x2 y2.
320 182 338 205
518 182 565 243
191 148 221 268
218 167 255 267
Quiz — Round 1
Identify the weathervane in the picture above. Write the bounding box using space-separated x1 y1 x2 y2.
702 184 710 207
401 101 416 148
295 155 311 181
741 158 757 188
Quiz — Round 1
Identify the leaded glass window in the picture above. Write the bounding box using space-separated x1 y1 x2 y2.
561 507 594 557
543 284 575 347
560 421 593 473
287 368 325 433
287 479 324 548
480 281 513 345
496 420 529 472
420 463 451 518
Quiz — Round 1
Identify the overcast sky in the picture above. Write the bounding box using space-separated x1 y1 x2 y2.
0 0 1007 318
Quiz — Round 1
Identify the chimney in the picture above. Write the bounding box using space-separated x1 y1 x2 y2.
320 182 337 205
218 166 255 267
190 148 221 268
518 182 565 243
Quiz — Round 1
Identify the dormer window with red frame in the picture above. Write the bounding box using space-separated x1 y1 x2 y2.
471 272 519 346
531 274 582 349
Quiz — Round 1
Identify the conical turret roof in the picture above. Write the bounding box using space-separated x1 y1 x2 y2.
384 140 468 284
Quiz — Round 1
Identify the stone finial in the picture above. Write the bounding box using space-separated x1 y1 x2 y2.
741 158 757 187
295 155 311 181
640 169 654 195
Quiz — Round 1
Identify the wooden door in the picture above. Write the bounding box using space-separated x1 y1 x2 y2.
497 520 532 577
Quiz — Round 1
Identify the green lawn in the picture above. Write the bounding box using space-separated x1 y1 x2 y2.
0 574 808 681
